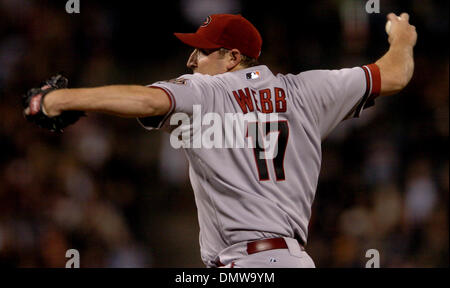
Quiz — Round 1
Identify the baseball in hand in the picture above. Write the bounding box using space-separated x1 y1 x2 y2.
385 16 402 34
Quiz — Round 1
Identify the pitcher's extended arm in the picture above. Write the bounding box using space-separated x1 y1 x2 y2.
37 85 171 118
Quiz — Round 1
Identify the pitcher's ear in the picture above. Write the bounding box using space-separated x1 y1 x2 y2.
226 49 242 71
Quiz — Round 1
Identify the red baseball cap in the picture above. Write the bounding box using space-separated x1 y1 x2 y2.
174 14 262 59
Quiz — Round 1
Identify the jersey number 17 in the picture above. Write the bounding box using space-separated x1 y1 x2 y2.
246 121 289 181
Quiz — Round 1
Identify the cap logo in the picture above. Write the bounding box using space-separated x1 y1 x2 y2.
201 16 212 27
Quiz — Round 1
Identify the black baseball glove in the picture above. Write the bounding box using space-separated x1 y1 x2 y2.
23 74 85 132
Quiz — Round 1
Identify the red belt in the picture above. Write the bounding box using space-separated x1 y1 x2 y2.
247 237 305 254
216 237 305 267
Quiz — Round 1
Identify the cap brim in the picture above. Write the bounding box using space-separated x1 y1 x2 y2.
174 33 221 49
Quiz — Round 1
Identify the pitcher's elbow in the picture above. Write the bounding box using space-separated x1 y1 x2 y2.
392 72 412 92
397 76 409 91
399 72 414 90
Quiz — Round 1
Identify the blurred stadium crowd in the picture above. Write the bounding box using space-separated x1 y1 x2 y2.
0 0 448 267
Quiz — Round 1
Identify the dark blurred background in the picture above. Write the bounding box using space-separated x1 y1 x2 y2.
0 0 448 267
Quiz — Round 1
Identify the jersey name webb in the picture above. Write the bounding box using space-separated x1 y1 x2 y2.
232 87 287 114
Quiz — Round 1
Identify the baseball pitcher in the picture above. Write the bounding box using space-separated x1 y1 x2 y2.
23 13 417 267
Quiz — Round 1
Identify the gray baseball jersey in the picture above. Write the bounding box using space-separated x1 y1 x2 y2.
138 64 381 267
